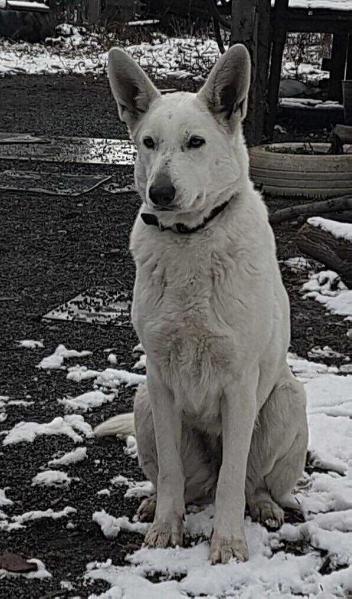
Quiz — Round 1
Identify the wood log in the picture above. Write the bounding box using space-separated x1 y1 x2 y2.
269 195 352 224
296 222 352 287
333 124 352 144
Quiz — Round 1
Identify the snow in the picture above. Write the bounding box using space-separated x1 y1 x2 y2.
3 415 93 445
280 97 342 108
107 353 117 365
58 390 115 412
0 506 77 532
0 558 51 580
308 217 352 242
124 435 138 459
284 256 312 272
288 0 352 9
0 31 219 79
110 476 154 499
37 344 92 370
93 511 148 539
86 353 352 598
67 365 99 383
308 346 349 361
32 470 72 487
48 446 87 466
133 354 146 370
302 270 352 321
0 488 13 507
1 286 352 595
95 368 146 389
7 1 49 9
17 339 44 349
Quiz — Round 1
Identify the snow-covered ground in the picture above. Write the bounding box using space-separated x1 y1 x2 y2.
1 329 352 596
0 23 329 86
0 26 219 79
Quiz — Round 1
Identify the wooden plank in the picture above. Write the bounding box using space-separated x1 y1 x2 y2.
329 33 348 101
346 35 352 80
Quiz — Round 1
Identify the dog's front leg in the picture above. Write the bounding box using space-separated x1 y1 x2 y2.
210 375 258 564
144 360 185 548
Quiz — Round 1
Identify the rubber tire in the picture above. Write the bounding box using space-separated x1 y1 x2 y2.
249 143 352 199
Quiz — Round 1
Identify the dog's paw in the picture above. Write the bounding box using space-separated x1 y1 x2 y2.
136 496 156 522
145 517 184 548
210 532 249 564
248 498 284 530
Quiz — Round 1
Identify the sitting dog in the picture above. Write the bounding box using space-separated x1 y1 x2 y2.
95 44 308 564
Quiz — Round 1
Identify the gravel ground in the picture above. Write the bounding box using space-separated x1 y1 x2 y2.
0 74 351 598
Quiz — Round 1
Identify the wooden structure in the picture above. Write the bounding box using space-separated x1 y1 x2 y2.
267 0 352 138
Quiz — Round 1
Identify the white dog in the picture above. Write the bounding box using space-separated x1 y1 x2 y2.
95 45 308 564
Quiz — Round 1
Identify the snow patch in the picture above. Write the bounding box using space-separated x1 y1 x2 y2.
58 390 115 412
17 339 44 349
302 270 352 320
32 470 72 487
3 415 93 445
308 217 352 242
48 446 87 466
95 368 146 389
37 344 92 369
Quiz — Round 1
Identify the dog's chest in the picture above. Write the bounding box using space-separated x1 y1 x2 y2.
132 240 249 386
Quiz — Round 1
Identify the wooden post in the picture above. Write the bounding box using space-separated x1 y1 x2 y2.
266 0 289 140
328 33 348 101
346 34 352 81
231 0 271 146
87 0 101 25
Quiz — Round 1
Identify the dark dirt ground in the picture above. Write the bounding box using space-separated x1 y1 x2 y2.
0 74 351 599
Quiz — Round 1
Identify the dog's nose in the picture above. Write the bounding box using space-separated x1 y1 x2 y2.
149 185 176 207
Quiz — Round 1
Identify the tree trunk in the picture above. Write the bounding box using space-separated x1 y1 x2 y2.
231 0 271 147
296 222 352 288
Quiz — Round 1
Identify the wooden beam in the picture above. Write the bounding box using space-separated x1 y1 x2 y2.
346 35 352 80
231 0 271 146
266 0 289 140
328 33 348 101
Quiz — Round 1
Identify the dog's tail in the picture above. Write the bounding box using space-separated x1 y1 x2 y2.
94 412 135 438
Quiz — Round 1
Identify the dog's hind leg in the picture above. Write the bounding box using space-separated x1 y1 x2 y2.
246 366 308 529
134 383 218 522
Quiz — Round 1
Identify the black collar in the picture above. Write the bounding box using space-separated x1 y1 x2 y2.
140 199 230 234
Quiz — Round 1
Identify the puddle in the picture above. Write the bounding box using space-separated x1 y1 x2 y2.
0 170 112 196
0 136 136 165
43 288 131 326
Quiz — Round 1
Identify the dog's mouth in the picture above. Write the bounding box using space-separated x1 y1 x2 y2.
155 206 176 212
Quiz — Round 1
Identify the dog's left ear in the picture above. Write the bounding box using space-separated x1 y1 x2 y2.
197 44 251 128
108 48 161 133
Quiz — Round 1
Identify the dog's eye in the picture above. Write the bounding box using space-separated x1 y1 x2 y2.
143 136 155 149
188 136 206 149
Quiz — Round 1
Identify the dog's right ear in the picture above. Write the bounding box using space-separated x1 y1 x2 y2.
108 48 160 133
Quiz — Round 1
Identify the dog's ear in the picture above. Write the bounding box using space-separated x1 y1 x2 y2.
197 44 251 127
108 48 161 132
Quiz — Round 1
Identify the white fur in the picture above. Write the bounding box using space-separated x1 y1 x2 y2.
95 45 308 564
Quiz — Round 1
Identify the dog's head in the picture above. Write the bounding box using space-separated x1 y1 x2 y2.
108 45 251 222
